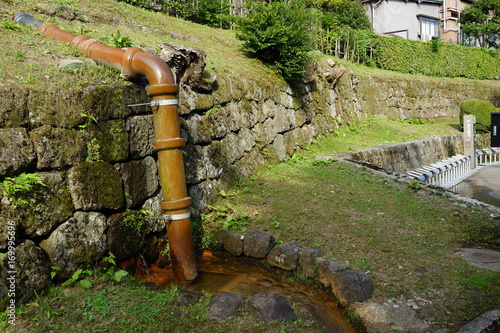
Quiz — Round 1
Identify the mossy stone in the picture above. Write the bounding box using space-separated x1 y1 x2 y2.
30 125 86 169
86 120 130 163
68 161 124 211
13 172 74 238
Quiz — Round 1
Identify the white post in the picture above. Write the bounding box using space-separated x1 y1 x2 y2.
464 114 476 169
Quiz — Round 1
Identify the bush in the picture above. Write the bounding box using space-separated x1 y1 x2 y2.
235 0 316 80
375 36 500 80
460 99 498 133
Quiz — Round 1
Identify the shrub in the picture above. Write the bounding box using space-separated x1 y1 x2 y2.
459 99 498 133
235 0 316 80
375 36 500 80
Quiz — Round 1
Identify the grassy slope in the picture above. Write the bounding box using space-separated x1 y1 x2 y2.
1 0 278 89
1 0 499 332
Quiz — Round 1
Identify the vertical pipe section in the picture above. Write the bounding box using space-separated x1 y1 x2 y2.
15 13 198 283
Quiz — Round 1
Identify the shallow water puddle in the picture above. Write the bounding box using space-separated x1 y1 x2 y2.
451 165 500 208
131 250 357 332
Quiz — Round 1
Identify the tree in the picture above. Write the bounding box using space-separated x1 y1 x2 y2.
309 0 372 30
306 0 375 62
235 0 317 80
459 0 500 48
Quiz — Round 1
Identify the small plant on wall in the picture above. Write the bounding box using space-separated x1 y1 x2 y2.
0 173 46 208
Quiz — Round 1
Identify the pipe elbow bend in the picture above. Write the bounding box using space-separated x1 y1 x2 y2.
121 48 175 91
120 47 143 80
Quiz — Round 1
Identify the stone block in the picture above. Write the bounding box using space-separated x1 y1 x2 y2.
456 309 500 333
208 291 243 321
330 271 373 306
30 125 86 169
116 156 158 208
87 120 129 163
0 240 51 308
40 212 107 279
221 230 244 256
68 161 124 211
15 172 74 238
299 247 323 278
267 241 303 270
106 212 151 261
0 216 16 251
0 87 28 128
0 128 35 178
352 301 432 333
249 292 297 322
244 230 275 258
129 115 155 159
316 258 350 287
189 179 218 213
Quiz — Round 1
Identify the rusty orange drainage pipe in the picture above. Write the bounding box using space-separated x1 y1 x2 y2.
14 13 198 283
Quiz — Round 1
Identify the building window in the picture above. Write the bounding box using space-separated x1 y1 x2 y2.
420 17 439 41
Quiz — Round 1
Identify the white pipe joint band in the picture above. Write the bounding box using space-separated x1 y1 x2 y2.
151 99 179 107
165 212 191 221
127 99 179 107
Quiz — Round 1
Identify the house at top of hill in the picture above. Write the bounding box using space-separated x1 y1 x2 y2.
362 0 476 44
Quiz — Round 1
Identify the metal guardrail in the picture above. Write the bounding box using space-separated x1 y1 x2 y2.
476 148 500 165
407 155 471 186
407 148 500 188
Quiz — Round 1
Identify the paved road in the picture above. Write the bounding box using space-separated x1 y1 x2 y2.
452 164 500 208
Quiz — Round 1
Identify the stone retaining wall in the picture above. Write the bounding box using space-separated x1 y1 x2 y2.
319 133 490 174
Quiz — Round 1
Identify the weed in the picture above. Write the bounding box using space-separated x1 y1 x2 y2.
78 112 98 132
408 180 421 190
72 25 92 35
198 227 222 250
33 291 61 319
399 118 425 125
355 258 374 271
86 138 103 162
460 270 500 291
312 157 338 166
0 173 46 207
99 253 130 282
50 266 61 281
63 269 93 289
105 30 133 49
291 267 316 286
2 22 21 31
122 209 152 234
13 51 25 61
205 204 250 230
283 154 307 165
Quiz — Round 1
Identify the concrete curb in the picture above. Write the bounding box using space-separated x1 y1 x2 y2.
456 308 500 333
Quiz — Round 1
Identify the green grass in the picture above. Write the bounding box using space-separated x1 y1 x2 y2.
2 274 322 333
202 117 500 331
300 116 461 158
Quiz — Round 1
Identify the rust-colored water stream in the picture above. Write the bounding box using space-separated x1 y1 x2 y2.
130 250 357 332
